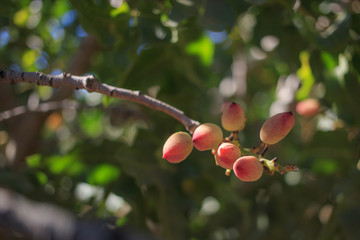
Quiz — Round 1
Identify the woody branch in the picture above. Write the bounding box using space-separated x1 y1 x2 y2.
0 69 200 133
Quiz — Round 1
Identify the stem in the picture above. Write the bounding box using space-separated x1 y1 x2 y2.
259 157 299 175
246 142 265 155
225 169 232 176
0 69 200 133
259 143 269 157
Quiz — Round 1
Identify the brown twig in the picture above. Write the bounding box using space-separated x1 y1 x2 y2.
0 100 78 122
0 69 200 133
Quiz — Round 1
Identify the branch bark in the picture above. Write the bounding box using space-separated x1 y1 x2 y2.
0 35 101 169
0 69 200 133
0 100 78 122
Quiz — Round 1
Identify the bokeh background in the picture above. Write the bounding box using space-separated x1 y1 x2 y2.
0 0 360 239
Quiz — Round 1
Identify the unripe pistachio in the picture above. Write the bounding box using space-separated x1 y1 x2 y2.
215 142 241 169
162 131 193 163
233 156 263 182
192 123 223 151
260 112 295 145
296 98 320 117
221 102 245 131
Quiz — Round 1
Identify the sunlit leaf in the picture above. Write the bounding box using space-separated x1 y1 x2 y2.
102 95 115 107
321 51 337 70
26 154 41 168
67 161 87 176
296 51 315 100
22 49 39 70
14 8 29 27
2 1 360 239
87 164 121 185
35 171 48 185
110 2 130 17
52 0 70 17
36 86 53 100
46 155 85 176
186 35 214 66
47 155 72 174
79 109 104 137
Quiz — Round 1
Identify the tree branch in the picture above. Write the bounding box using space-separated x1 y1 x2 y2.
0 69 200 133
0 100 78 122
1 35 100 169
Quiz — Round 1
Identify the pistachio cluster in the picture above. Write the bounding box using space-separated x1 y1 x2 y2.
162 102 297 182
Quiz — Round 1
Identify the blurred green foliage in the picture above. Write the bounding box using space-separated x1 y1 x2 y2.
0 0 360 239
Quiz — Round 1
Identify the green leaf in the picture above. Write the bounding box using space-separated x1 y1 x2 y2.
22 49 39 71
312 158 338 175
13 8 29 27
26 154 41 168
35 171 48 185
186 35 214 66
87 164 121 185
69 0 123 47
47 155 72 174
46 155 85 176
321 51 337 70
79 109 104 137
296 51 315 100
115 217 128 227
102 95 115 107
110 2 130 17
51 0 70 17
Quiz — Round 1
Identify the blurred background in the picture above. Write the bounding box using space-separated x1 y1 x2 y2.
0 0 360 239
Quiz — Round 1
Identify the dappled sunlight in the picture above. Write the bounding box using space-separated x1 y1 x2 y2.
0 0 360 239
